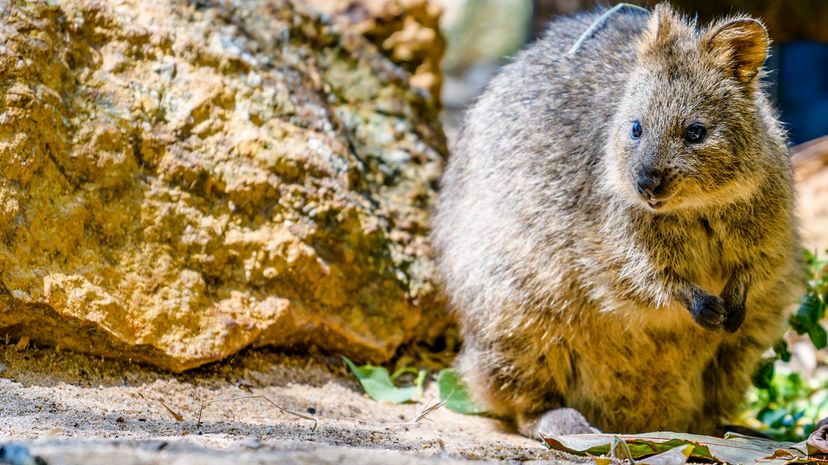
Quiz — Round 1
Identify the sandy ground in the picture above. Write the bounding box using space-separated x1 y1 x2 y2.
0 342 583 464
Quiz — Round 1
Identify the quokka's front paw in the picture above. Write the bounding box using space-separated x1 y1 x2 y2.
688 292 728 331
686 287 747 333
721 286 747 333
721 300 746 333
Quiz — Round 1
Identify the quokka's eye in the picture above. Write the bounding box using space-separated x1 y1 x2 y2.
630 120 642 140
684 123 707 143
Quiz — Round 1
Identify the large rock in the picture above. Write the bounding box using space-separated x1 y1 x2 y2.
794 137 828 251
0 0 447 371
301 0 445 105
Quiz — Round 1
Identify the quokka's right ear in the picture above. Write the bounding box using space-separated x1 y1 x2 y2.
703 17 769 86
637 3 684 55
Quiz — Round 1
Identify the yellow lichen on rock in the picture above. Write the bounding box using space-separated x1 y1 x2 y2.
0 0 447 371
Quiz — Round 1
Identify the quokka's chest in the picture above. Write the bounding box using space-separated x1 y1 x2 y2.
650 217 732 291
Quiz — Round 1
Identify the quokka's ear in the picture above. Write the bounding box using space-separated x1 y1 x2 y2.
704 18 769 85
638 3 684 54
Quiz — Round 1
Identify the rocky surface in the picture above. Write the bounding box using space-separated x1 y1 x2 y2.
0 0 447 372
301 0 445 104
794 137 828 251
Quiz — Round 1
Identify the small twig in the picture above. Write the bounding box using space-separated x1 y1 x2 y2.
568 3 649 56
197 395 318 432
410 398 446 424
158 400 184 422
139 393 184 422
384 398 447 429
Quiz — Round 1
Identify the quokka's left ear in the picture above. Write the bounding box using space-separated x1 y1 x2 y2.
703 18 769 85
637 3 687 56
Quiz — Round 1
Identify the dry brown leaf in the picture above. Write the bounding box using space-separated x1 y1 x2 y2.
807 419 828 456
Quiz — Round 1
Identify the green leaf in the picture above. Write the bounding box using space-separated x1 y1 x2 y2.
342 357 421 403
637 444 693 465
752 358 775 390
808 324 828 349
805 249 818 268
789 313 809 335
437 368 486 415
779 373 804 401
414 369 426 394
543 432 804 465
773 340 792 363
796 293 822 326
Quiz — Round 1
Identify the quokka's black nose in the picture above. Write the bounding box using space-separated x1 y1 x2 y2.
636 169 664 198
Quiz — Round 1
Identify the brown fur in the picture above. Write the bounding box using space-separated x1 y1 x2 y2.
432 3 804 436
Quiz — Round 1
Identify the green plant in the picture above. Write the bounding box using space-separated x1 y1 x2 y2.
342 357 426 403
743 368 828 441
790 250 828 349
343 355 487 415
437 368 486 415
743 250 828 441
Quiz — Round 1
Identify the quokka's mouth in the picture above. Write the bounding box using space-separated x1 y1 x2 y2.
646 198 665 209
642 190 672 209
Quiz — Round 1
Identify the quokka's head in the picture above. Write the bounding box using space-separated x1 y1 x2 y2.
606 3 776 213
